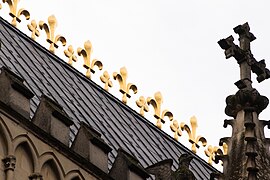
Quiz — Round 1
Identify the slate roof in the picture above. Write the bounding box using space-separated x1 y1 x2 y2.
0 17 218 179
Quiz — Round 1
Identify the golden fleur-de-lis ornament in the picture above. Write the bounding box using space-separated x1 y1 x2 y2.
3 0 30 27
64 45 77 65
222 142 228 155
77 40 103 79
27 20 40 40
180 116 207 153
204 145 223 165
113 67 137 104
147 92 173 129
100 71 113 91
39 15 66 53
170 119 182 141
136 96 149 116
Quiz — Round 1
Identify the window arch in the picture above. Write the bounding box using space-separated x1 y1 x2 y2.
39 152 65 180
41 160 61 180
14 142 34 179
0 116 12 156
65 170 85 180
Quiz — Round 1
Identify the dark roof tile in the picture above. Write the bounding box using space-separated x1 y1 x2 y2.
0 17 218 179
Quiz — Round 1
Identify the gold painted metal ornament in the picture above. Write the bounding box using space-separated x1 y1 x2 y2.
222 142 228 155
136 96 149 116
147 92 173 129
39 15 66 53
77 40 103 79
27 20 40 40
170 119 182 141
2 0 30 27
204 145 223 165
100 71 113 91
180 116 207 153
113 67 137 104
64 45 78 65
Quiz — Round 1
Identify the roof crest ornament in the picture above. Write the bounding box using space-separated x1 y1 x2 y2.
39 15 66 53
64 45 78 66
0 3 220 167
2 0 30 27
180 116 207 153
136 96 149 116
170 119 182 141
113 67 137 104
27 20 40 40
147 91 173 129
77 40 103 79
204 144 227 165
100 71 113 91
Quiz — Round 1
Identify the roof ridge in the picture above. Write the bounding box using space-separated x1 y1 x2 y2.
0 14 219 178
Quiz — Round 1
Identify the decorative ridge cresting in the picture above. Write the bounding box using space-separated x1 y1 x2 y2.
2 0 30 27
113 67 137 104
147 91 173 129
180 116 207 153
39 15 66 53
0 0 225 164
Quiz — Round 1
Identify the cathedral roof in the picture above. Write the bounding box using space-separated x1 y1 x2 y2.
0 17 218 179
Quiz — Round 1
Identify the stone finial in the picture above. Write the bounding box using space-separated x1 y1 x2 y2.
233 22 256 45
172 153 195 180
0 66 34 119
2 155 16 171
109 148 149 180
147 153 196 180
219 22 270 84
71 122 111 173
225 88 269 118
146 159 173 180
32 95 73 145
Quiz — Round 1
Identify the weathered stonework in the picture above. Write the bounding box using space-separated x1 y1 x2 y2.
225 89 269 118
217 22 270 180
0 68 112 180
146 153 196 180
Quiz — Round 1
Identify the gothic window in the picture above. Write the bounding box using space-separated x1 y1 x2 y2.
14 143 34 180
41 160 61 180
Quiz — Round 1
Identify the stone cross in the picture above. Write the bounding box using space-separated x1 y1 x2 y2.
218 22 270 89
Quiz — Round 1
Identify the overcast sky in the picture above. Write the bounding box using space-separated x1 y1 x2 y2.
1 0 270 168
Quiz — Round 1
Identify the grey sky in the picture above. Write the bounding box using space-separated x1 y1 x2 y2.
1 0 270 168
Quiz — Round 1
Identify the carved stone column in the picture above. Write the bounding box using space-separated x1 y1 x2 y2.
2 155 16 180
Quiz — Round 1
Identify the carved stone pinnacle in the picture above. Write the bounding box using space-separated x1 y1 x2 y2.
225 88 269 118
